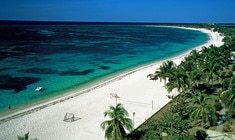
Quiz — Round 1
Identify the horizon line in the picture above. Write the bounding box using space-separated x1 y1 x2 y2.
0 20 234 25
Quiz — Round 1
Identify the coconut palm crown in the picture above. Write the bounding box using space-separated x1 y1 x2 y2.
101 103 133 140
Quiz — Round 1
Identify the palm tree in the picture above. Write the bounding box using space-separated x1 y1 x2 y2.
101 103 133 140
187 69 203 91
166 66 188 94
220 76 235 114
200 46 210 58
185 49 200 66
219 45 232 63
148 60 176 87
180 59 196 72
199 45 227 85
189 91 217 127
202 56 224 86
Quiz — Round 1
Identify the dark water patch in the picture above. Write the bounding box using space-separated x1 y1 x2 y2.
12 45 53 55
58 56 72 62
89 62 96 65
58 59 68 62
58 45 117 54
0 51 23 60
0 67 17 71
0 52 19 60
156 46 168 52
127 51 137 55
0 27 50 44
90 62 99 66
0 52 8 60
36 58 51 62
99 66 110 70
59 69 94 76
163 44 171 48
11 43 116 55
127 55 137 58
93 64 99 66
19 68 59 74
0 75 41 93
102 60 120 64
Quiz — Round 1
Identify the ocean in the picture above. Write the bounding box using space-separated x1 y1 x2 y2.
0 22 209 113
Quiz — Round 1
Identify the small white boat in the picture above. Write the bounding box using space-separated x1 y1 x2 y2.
35 86 43 92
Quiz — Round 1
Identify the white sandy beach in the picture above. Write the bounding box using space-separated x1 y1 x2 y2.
0 27 224 140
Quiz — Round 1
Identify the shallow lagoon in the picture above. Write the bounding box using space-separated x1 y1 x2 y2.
0 24 208 112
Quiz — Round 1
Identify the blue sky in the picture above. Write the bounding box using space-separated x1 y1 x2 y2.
0 0 234 23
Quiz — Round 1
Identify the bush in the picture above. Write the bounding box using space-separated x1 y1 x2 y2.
17 132 29 140
224 111 231 122
195 129 208 140
223 123 231 132
17 132 38 140
214 99 223 111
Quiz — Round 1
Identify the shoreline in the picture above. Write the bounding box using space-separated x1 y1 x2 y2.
0 27 224 140
0 26 209 119
0 26 206 116
0 26 209 118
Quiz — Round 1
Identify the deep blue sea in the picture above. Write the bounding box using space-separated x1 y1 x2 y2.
0 22 209 113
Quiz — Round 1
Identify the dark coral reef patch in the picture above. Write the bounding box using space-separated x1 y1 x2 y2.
59 69 94 76
19 68 58 74
99 66 110 70
0 75 41 93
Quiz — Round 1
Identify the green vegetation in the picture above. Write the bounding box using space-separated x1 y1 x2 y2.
101 103 133 140
17 132 37 140
17 132 29 140
220 76 235 114
128 24 235 139
100 24 235 140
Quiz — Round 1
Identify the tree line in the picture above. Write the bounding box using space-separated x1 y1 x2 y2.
100 25 235 140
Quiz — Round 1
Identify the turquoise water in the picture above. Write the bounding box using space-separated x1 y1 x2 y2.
0 23 209 113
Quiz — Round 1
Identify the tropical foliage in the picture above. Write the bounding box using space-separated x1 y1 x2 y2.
220 76 235 114
148 60 176 87
101 103 133 140
130 24 235 139
189 91 217 127
17 132 29 140
17 132 38 140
